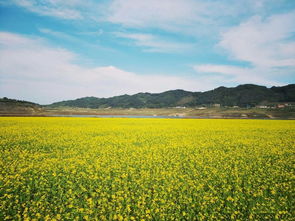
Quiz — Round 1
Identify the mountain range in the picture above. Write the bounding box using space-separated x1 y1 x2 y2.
47 84 295 108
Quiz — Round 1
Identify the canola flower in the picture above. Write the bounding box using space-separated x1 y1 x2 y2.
0 117 294 220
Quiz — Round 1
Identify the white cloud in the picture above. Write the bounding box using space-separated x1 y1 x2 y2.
114 32 195 53
195 11 295 85
0 32 210 104
219 12 295 67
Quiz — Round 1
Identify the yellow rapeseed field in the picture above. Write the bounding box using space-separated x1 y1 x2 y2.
0 117 294 220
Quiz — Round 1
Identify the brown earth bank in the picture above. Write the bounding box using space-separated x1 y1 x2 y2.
1 107 294 119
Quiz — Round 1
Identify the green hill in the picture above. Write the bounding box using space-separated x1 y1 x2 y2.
48 84 295 108
0 97 42 114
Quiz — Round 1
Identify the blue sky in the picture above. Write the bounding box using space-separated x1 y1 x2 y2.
0 0 294 104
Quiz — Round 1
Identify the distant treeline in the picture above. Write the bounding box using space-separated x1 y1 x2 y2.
47 84 295 108
0 97 40 107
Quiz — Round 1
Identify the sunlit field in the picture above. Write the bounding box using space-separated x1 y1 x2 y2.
0 117 294 220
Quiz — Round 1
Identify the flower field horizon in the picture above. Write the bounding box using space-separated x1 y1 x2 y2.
0 117 294 220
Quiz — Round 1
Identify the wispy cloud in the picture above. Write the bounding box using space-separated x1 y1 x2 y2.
6 0 279 34
114 32 195 53
105 0 287 35
39 28 78 41
107 0 206 29
194 65 281 86
8 0 86 19
38 28 115 56
5 0 295 55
